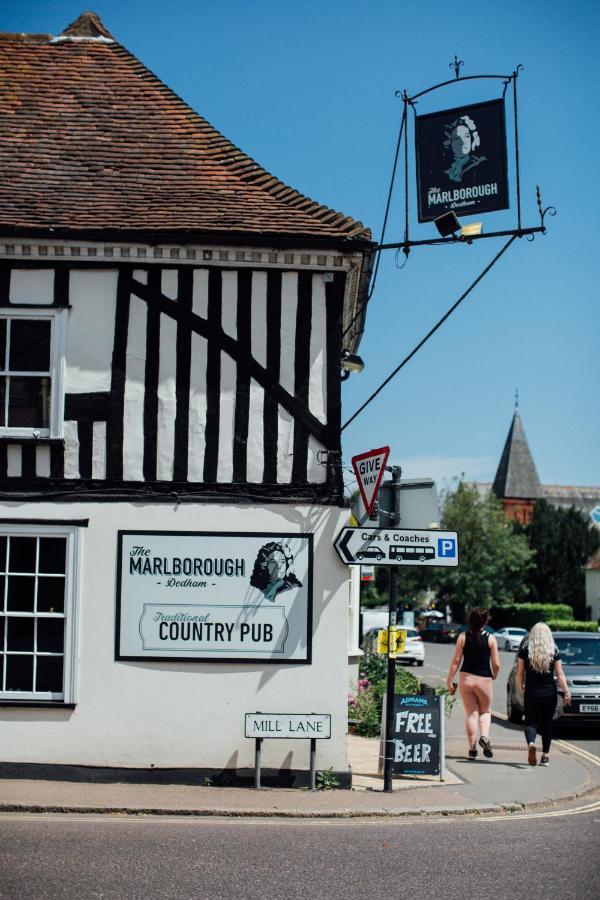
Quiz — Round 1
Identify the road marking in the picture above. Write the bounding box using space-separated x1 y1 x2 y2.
474 798 600 822
492 708 600 769
2 799 600 827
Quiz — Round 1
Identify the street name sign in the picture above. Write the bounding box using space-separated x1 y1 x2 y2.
334 527 459 567
351 446 390 517
245 713 331 739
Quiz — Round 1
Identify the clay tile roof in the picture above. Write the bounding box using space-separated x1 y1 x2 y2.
492 410 543 500
0 12 371 244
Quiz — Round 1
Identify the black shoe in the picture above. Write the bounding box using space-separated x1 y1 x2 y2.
468 748 478 759
479 736 493 758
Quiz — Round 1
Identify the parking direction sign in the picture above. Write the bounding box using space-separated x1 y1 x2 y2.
351 447 390 517
334 527 459 567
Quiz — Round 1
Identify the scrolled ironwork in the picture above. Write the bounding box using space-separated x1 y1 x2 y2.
450 55 464 79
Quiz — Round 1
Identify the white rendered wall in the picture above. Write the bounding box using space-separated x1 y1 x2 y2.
0 500 352 772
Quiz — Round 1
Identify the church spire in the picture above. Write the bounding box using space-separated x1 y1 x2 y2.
492 408 542 500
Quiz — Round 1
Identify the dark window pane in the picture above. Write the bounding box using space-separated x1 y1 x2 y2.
9 320 51 372
39 538 67 574
37 576 65 613
36 655 63 693
0 575 4 612
37 618 64 653
7 576 35 612
7 376 50 428
0 377 4 426
7 617 34 651
6 654 33 691
8 537 36 572
0 319 6 368
0 616 4 646
0 536 6 572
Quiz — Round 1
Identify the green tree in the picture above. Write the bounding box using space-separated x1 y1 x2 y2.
432 482 533 613
525 500 600 618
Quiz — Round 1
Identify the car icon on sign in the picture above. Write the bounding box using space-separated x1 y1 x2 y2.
357 545 385 561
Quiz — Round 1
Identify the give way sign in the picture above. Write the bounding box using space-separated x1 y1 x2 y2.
351 446 390 517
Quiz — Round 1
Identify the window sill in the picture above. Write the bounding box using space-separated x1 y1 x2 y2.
0 436 64 444
0 701 75 709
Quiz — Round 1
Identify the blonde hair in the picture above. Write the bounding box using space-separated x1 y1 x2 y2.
528 622 557 674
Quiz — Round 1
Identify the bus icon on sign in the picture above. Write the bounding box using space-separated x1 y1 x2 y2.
437 538 456 558
390 545 435 563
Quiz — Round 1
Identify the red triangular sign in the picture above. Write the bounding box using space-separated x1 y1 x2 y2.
351 446 390 517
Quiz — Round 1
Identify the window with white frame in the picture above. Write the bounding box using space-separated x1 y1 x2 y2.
0 309 67 438
0 524 81 703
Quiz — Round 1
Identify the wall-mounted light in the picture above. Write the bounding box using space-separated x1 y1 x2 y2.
340 350 365 380
434 211 461 237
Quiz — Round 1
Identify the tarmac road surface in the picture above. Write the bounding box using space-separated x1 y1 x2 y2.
0 806 598 900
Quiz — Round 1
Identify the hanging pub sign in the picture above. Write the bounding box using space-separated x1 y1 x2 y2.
415 98 509 222
116 531 313 663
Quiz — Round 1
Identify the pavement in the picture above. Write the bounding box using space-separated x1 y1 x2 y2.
1 721 598 819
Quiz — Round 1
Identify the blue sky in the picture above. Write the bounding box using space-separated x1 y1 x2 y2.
3 1 599 494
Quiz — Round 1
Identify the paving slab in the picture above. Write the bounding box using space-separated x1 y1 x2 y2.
0 733 595 819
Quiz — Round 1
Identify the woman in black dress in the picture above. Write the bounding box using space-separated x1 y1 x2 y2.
517 622 571 766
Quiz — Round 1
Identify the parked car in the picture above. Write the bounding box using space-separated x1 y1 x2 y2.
363 626 425 666
494 627 527 651
506 632 600 725
420 621 459 643
448 623 496 642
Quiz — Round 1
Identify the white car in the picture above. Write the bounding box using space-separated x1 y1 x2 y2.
363 626 425 666
494 627 527 651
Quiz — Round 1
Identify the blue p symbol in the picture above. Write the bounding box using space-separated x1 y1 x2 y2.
437 538 456 558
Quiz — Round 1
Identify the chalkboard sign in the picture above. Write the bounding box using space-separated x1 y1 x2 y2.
391 695 444 778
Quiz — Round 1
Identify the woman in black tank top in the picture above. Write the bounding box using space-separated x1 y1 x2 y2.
447 608 500 759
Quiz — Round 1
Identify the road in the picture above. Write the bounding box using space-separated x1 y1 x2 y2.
0 806 599 899
416 641 600 759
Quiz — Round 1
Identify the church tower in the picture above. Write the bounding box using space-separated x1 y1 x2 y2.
492 404 542 525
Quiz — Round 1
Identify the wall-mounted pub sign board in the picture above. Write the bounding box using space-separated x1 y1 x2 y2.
116 531 313 663
415 98 509 222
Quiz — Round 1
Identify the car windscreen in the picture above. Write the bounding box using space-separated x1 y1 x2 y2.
508 629 526 635
555 638 600 666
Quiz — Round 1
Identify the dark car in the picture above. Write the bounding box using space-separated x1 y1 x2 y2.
506 631 600 725
448 624 496 642
420 620 459 643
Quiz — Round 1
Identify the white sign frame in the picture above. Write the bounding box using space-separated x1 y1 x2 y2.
116 531 313 664
245 713 331 740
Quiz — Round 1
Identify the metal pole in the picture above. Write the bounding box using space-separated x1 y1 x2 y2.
309 738 317 791
254 737 262 790
383 465 402 793
440 695 446 782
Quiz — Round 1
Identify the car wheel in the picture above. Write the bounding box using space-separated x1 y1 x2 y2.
507 689 522 724
416 660 424 667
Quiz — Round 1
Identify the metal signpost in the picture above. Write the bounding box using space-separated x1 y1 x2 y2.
339 454 459 792
245 713 331 791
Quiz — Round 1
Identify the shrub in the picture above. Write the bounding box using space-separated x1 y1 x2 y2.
348 653 420 737
489 603 573 630
547 620 599 633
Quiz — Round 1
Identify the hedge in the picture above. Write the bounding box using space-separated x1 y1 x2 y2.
489 603 574 630
547 620 599 633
